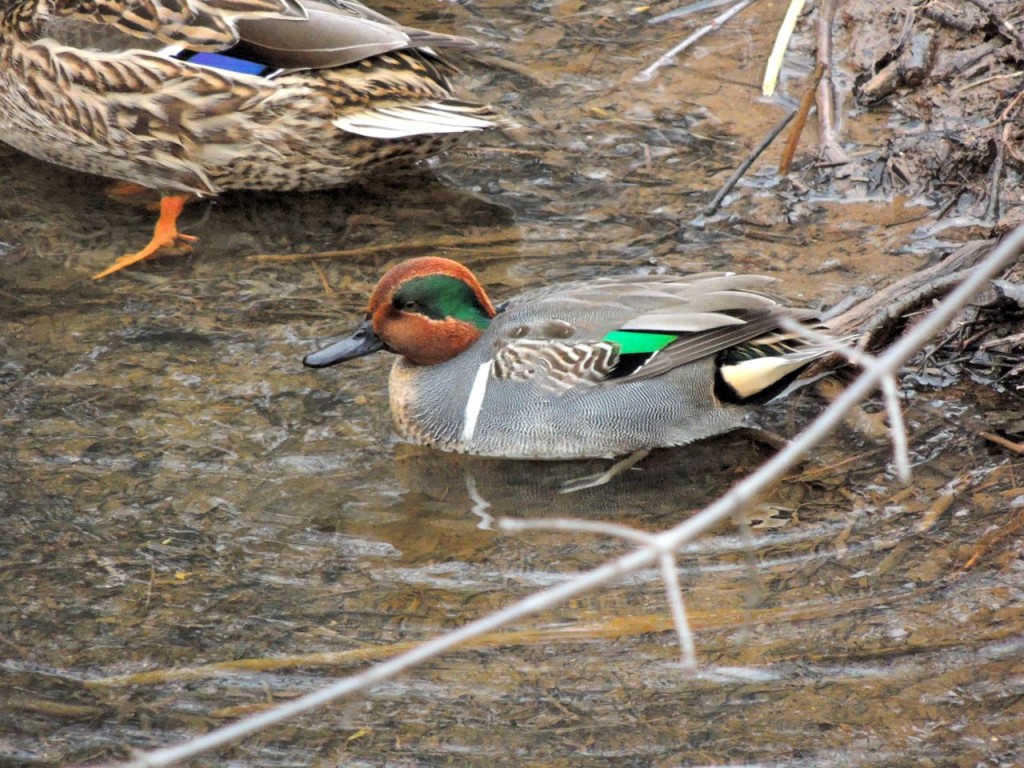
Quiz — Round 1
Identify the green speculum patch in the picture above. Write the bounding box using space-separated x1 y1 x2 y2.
602 329 680 380
603 329 678 355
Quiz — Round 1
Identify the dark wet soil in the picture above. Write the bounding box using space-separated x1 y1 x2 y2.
836 0 1024 222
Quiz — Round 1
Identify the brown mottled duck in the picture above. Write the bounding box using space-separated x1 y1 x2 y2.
0 0 500 279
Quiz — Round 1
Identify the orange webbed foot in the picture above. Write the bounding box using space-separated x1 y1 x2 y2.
92 194 196 280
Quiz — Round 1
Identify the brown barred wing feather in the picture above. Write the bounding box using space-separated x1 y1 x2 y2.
48 0 302 49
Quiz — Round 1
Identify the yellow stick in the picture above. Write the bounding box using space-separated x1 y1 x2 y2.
762 0 807 97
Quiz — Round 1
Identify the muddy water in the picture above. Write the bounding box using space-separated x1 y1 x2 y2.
2 1 1023 766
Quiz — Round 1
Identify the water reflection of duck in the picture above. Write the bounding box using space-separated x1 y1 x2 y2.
304 257 837 473
0 0 500 279
389 440 777 525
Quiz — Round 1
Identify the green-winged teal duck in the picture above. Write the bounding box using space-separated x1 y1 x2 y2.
303 257 838 460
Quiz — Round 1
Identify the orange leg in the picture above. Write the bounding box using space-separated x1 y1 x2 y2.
92 194 197 280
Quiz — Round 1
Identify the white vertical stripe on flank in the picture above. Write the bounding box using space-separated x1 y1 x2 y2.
461 361 492 444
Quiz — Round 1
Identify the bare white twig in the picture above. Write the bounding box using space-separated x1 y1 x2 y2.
660 552 698 668
91 226 1024 768
649 0 739 25
879 375 910 483
499 517 653 544
636 0 757 82
779 316 911 483
500 517 697 667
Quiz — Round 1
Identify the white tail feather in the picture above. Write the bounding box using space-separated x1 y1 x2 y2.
719 354 818 399
334 103 496 139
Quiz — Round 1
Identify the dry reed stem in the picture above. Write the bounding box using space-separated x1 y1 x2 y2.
778 61 825 175
248 230 523 264
958 506 1024 572
980 431 1024 454
814 0 849 163
704 108 795 216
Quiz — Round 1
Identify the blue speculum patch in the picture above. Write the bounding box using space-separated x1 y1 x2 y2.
172 50 280 78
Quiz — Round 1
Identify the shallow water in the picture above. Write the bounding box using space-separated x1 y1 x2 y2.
2 1 1023 766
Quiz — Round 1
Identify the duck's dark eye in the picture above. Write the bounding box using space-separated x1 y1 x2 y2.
394 297 419 312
